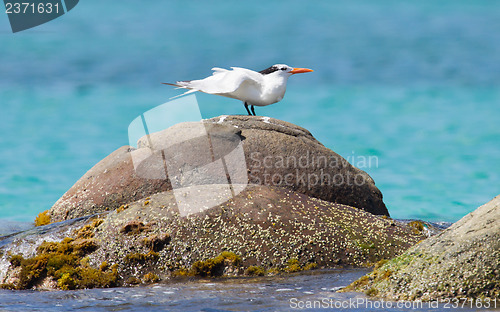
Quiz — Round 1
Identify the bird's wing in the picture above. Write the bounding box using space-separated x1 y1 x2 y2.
163 67 263 99
229 67 263 83
211 67 229 75
173 67 262 94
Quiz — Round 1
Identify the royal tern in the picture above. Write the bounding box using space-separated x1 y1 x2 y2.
163 64 313 116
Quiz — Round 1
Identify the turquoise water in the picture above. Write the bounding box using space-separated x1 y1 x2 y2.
1 0 499 224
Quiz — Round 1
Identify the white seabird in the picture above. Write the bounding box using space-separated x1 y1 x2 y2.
163 64 313 115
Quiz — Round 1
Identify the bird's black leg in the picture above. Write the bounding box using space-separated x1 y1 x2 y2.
244 102 252 116
251 105 256 116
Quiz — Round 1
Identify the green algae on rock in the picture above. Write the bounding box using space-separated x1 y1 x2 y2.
341 194 500 301
189 252 242 277
245 266 266 276
34 210 51 227
1 234 117 290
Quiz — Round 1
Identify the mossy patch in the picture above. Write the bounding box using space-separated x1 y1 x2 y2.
267 267 280 276
284 258 318 273
172 252 242 278
366 287 379 296
124 251 159 264
218 251 242 265
357 241 376 250
171 268 190 277
0 283 16 290
373 259 388 269
16 254 49 289
143 272 160 283
116 204 129 213
125 276 141 285
7 235 117 290
190 252 241 277
245 266 266 276
99 261 109 271
57 273 76 290
285 258 302 273
74 218 103 239
303 262 318 270
34 211 51 227
190 257 223 277
341 256 403 294
408 221 425 234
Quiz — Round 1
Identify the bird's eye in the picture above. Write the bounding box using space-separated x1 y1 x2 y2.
281 67 287 71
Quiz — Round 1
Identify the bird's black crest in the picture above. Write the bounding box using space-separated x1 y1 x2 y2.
259 66 279 75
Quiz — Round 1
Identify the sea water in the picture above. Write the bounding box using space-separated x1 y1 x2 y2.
0 270 487 312
0 1 499 310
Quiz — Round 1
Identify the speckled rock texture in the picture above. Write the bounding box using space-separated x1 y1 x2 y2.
48 116 387 222
342 194 500 301
91 185 416 271
1 185 424 290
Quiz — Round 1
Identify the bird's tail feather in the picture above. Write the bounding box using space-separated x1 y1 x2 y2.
169 89 198 99
162 81 191 89
162 81 199 99
161 82 182 88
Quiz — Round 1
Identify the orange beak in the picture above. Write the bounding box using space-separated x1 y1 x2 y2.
290 67 314 74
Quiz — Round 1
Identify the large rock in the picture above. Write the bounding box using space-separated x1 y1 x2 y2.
206 116 388 215
342 195 500 301
1 185 423 290
48 116 388 222
48 146 171 221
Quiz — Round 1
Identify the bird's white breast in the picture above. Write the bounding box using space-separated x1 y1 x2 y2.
249 75 288 106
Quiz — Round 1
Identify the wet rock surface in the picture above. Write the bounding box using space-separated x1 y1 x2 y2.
342 194 500 301
1 185 423 290
48 116 387 222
